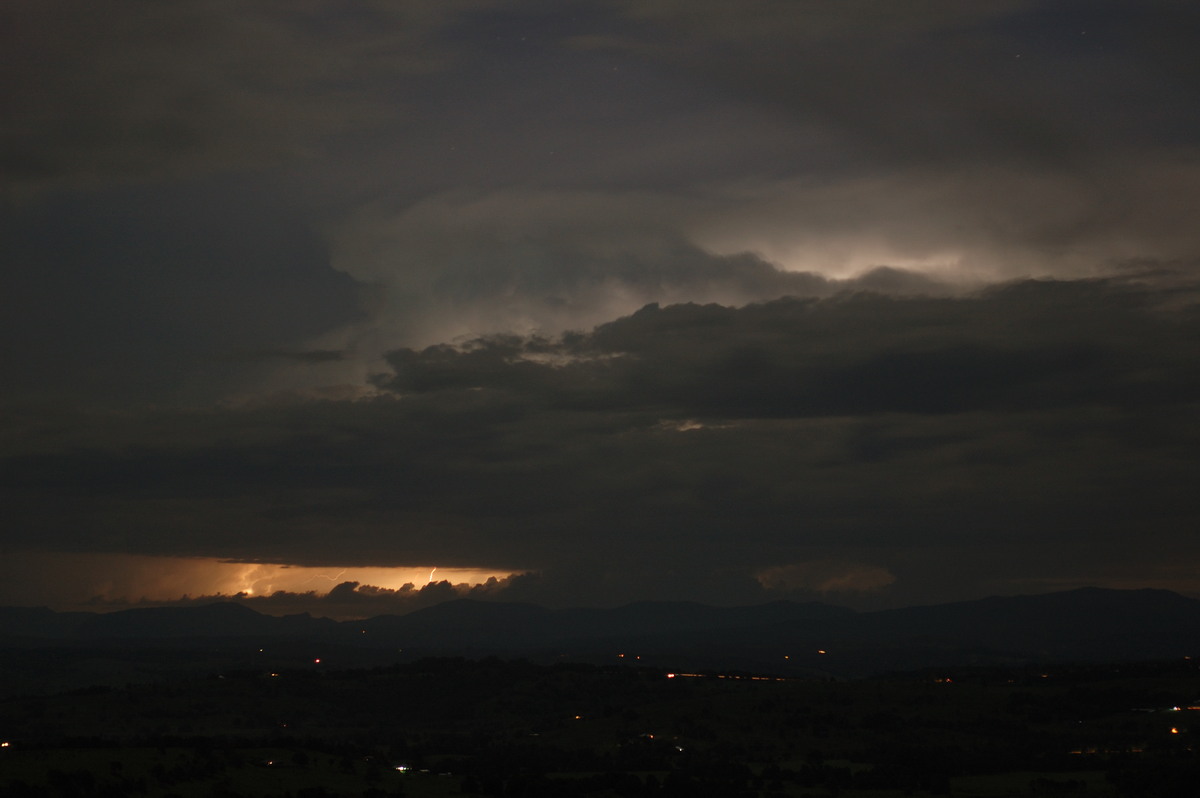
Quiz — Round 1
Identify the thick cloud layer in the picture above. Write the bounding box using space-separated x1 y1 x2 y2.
4 2 1199 611
377 278 1199 416
4 275 1198 608
1 181 364 405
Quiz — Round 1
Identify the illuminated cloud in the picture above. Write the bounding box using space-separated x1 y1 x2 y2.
756 561 897 595
3 2 1199 612
4 271 1199 609
0 552 513 616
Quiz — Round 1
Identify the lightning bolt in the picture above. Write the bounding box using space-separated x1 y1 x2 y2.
312 569 348 584
428 567 437 584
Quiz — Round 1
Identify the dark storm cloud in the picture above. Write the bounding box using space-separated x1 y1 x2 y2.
4 2 1200 610
4 276 1198 607
232 350 348 364
580 1 1200 282
7 0 1200 407
9 0 1199 216
2 0 479 194
375 277 1199 416
0 180 365 405
604 0 1200 166
316 0 1200 357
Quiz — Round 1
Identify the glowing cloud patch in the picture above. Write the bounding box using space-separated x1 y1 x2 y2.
756 560 896 595
0 551 514 610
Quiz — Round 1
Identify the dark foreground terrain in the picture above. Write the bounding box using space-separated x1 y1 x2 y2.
2 655 1200 798
6 588 1200 685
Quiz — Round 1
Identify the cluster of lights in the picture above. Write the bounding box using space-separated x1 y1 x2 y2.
665 672 789 682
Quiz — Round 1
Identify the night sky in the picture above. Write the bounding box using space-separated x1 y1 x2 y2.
4 1 1200 616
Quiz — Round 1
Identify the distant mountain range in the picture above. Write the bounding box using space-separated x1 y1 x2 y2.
3 587 1199 678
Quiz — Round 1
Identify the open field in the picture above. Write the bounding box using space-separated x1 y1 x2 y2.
2 657 1199 797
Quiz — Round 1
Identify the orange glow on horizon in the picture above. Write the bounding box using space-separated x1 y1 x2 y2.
1 551 518 608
